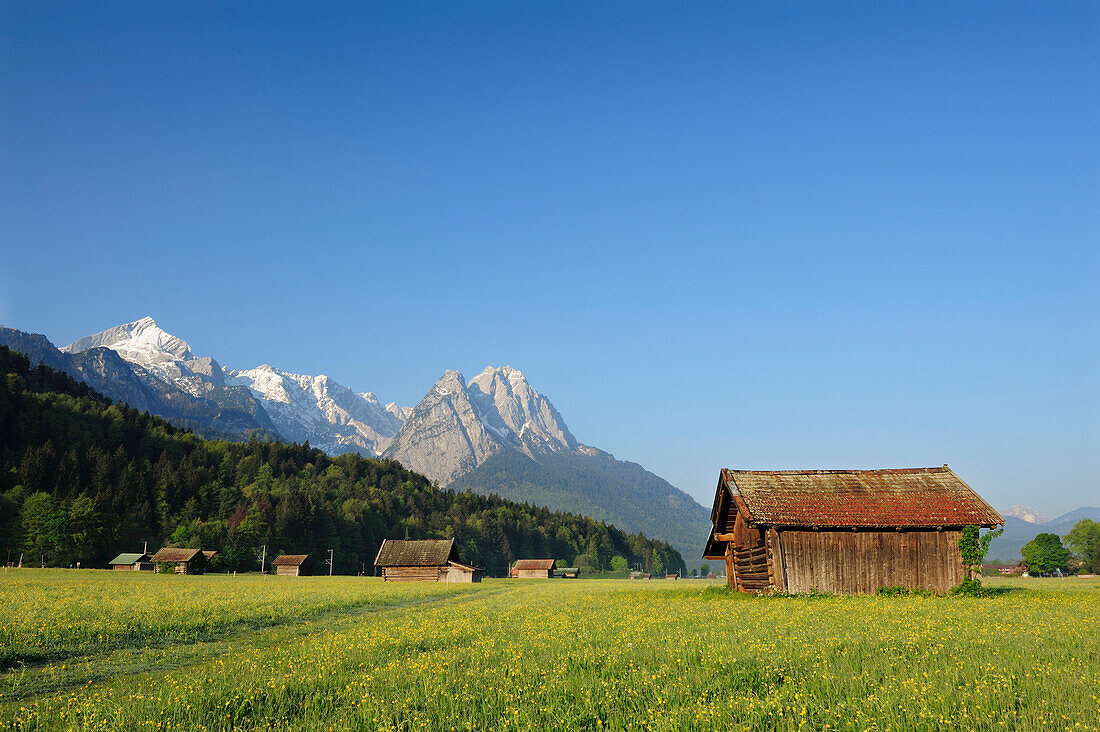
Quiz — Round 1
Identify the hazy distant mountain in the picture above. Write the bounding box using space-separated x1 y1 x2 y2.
1002 505 1048 524
384 367 710 562
987 507 1100 562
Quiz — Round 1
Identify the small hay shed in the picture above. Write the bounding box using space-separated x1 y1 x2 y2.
272 554 312 576
150 547 206 574
374 538 482 583
109 553 153 571
513 559 556 579
704 466 1002 595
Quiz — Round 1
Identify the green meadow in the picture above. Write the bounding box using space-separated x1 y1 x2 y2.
1 570 1097 731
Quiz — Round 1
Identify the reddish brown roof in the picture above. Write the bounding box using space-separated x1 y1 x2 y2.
720 467 1002 528
272 554 309 567
514 559 556 571
150 547 203 563
374 539 457 567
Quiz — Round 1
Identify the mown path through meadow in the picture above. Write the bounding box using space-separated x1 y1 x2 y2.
2 571 1098 731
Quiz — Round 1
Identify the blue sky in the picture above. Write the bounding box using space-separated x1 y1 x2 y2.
2 1 1097 515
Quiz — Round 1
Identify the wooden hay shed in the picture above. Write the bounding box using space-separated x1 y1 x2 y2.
272 554 312 576
513 559 556 579
109 553 153 571
150 547 206 575
704 466 1002 595
374 538 482 583
557 567 580 578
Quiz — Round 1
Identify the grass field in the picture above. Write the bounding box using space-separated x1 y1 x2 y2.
1 570 1097 731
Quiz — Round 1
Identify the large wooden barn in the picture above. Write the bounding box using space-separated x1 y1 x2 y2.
704 466 1002 595
374 538 483 583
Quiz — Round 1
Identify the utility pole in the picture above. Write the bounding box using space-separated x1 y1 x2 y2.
327 548 334 576
143 540 148 554
260 544 266 575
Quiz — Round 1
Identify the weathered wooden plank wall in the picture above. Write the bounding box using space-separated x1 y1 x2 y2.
779 530 963 594
383 567 442 582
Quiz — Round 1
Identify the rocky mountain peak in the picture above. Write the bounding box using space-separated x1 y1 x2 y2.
64 316 194 364
432 369 467 395
384 365 579 487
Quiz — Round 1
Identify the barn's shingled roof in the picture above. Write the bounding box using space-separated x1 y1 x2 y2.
514 559 556 571
272 554 309 567
374 539 456 567
720 466 1002 528
150 547 204 563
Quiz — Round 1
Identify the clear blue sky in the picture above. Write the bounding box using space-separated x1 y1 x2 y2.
2 1 1097 515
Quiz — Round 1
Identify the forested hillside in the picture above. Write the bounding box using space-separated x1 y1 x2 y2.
450 448 710 562
0 347 683 576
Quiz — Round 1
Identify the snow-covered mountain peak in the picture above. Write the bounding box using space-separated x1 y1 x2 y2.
1003 505 1048 524
64 317 194 365
63 318 410 457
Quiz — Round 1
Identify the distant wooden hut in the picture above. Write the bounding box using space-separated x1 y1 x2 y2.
272 554 312 576
704 466 1003 595
374 538 482 583
109 553 153 571
557 567 580 578
150 547 206 575
513 559 556 579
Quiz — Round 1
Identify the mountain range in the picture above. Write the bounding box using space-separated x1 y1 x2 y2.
0 318 710 561
987 506 1100 562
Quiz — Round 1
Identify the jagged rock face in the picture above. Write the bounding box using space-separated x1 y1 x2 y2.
226 365 404 455
384 366 579 486
383 370 505 485
467 366 577 454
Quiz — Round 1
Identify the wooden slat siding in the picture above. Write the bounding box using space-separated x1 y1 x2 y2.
769 529 788 592
516 569 553 579
383 567 442 582
769 532 777 587
781 530 966 594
